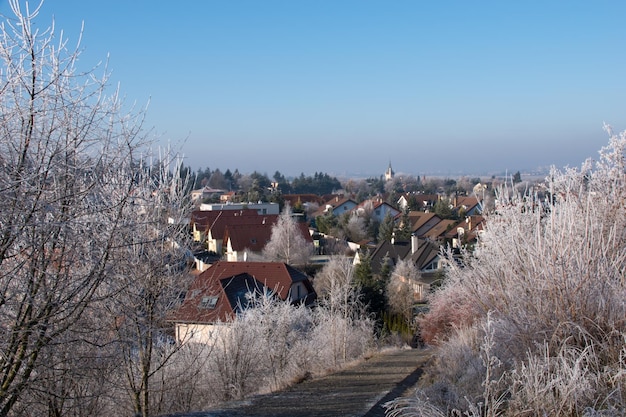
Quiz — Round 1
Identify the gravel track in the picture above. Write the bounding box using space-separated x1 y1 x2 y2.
167 347 431 417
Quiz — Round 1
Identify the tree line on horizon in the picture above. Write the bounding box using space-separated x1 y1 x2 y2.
182 162 525 211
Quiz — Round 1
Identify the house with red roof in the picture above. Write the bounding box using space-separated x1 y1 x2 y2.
168 261 316 344
282 194 325 209
206 213 278 255
422 219 457 243
190 209 259 243
223 221 313 262
409 212 443 237
444 215 486 248
453 196 482 216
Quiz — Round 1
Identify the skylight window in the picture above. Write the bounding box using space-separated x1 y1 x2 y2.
200 296 218 309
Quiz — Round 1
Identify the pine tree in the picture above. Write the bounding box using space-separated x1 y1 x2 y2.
377 213 395 243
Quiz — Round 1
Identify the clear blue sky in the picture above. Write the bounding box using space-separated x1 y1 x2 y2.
3 1 626 177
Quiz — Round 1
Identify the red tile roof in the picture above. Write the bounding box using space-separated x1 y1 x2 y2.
454 196 480 212
190 209 259 229
169 261 314 324
224 223 274 252
423 219 457 239
225 221 312 252
410 212 443 237
210 214 278 241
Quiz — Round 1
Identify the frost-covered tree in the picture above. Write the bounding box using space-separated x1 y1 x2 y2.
106 154 194 417
204 285 372 402
235 294 314 392
345 214 368 242
263 203 313 265
314 257 361 319
313 257 370 365
386 259 419 322
0 2 157 414
401 128 626 416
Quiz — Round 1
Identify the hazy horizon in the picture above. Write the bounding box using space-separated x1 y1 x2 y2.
5 1 625 177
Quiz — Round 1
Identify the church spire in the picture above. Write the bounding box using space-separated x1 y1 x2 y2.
385 161 394 181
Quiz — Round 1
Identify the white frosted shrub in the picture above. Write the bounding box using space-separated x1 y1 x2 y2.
201 291 374 403
309 308 375 370
508 343 598 416
399 128 626 415
420 324 485 411
385 392 447 417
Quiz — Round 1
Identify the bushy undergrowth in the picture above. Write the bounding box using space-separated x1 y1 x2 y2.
183 294 375 409
393 128 626 417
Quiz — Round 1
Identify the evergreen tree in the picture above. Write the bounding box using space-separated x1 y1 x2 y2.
314 213 337 235
379 253 392 283
377 213 395 243
434 197 454 219
354 251 373 288
394 208 412 241
354 251 386 328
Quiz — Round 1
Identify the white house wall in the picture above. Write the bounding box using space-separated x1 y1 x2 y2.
175 322 232 345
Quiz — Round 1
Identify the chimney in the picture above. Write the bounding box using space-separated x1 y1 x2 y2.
411 235 419 254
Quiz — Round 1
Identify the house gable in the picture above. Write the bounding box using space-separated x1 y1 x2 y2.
423 219 457 241
169 261 316 330
312 195 357 218
190 209 259 243
208 214 278 253
412 213 444 238
353 199 400 223
454 196 482 216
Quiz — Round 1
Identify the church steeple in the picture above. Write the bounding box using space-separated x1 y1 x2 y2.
385 161 394 181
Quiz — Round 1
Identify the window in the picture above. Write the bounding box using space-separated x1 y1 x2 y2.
200 295 218 309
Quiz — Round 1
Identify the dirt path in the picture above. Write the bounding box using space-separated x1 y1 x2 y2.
169 347 431 417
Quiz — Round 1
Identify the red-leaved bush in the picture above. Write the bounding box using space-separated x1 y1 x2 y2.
417 276 481 345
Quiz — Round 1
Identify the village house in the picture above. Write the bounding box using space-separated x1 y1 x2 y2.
444 214 486 249
223 223 273 262
190 209 259 243
219 191 236 203
408 212 442 238
313 195 358 218
168 261 317 344
353 198 401 223
359 235 442 302
190 186 226 204
199 201 280 215
397 193 439 211
206 213 278 255
452 195 482 216
421 219 458 244
224 221 313 262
